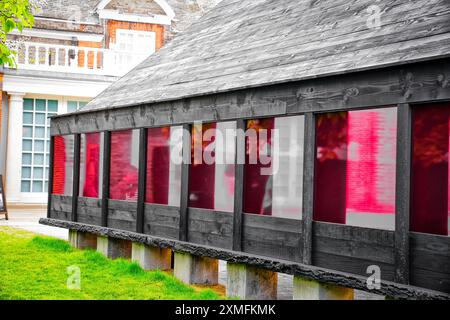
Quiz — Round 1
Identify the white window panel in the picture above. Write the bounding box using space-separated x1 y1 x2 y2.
21 98 58 193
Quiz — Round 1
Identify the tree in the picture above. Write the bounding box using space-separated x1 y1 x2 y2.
0 0 45 67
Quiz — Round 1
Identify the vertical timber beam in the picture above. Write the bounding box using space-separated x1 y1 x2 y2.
136 128 148 234
232 119 246 251
179 124 191 241
394 103 412 284
47 135 55 218
71 134 81 222
302 112 316 265
101 131 111 227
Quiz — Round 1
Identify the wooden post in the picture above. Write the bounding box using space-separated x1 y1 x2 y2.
179 124 191 241
101 131 111 227
394 103 412 284
136 128 148 234
71 134 81 222
302 112 316 265
232 119 246 251
47 135 55 218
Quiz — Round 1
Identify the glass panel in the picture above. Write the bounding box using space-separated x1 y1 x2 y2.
47 100 58 112
23 126 33 138
23 140 32 152
314 107 397 230
146 127 182 206
22 167 31 179
22 153 32 165
67 101 78 113
80 132 103 198
243 116 305 219
52 135 74 196
21 181 31 192
34 140 45 152
79 101 87 108
411 103 450 236
35 127 45 138
35 113 46 125
32 181 43 192
33 167 44 179
188 122 236 212
23 98 34 111
34 154 44 165
109 130 139 201
23 112 33 124
35 99 46 111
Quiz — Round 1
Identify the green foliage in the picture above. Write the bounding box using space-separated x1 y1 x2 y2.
0 0 37 67
0 227 222 300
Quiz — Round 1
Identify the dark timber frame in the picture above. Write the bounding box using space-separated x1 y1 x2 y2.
46 59 450 297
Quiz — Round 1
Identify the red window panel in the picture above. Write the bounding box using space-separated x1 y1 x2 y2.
52 135 74 196
243 118 275 215
109 130 139 201
188 122 236 211
146 127 171 205
80 133 102 198
411 103 450 236
314 108 397 230
243 116 305 219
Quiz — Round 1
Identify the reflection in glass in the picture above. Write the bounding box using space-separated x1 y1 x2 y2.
189 122 236 212
314 108 397 230
52 135 74 196
146 126 182 206
412 103 450 236
243 116 304 219
80 132 103 198
109 130 139 201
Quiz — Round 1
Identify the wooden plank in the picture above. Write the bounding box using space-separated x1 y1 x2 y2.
179 124 191 241
313 222 394 247
314 236 394 265
243 213 302 233
107 200 137 232
101 131 111 227
394 103 412 284
77 198 102 226
47 136 54 218
71 134 81 222
144 204 180 240
301 112 315 265
188 208 234 249
242 214 303 262
410 267 450 294
136 128 148 234
232 119 245 251
313 251 395 282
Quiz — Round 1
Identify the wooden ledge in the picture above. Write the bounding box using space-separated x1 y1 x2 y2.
40 218 450 300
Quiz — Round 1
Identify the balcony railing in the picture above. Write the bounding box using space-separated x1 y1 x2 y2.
7 42 150 77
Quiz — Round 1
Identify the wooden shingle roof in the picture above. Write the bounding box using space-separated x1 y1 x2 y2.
81 0 450 112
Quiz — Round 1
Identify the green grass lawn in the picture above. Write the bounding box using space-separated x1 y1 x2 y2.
0 226 221 300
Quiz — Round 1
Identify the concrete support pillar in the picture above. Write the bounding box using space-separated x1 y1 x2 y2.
226 263 278 300
173 252 218 285
69 230 97 249
293 276 354 300
5 92 25 203
96 235 132 259
131 242 172 270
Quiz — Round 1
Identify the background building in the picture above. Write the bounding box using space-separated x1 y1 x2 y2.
0 0 221 207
